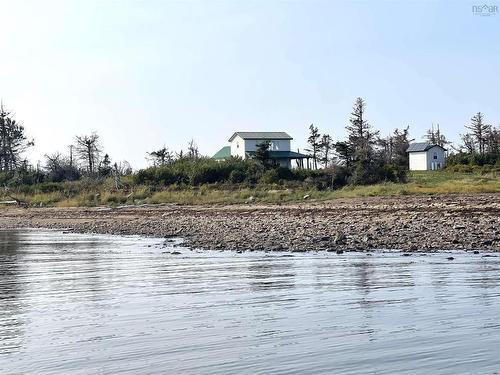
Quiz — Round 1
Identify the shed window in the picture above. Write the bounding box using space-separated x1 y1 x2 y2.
433 152 437 160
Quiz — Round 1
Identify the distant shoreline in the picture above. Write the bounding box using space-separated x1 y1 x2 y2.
1 193 499 252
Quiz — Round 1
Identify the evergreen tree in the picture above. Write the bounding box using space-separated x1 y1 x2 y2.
254 140 271 168
148 146 173 166
345 97 379 184
334 141 354 169
464 112 489 155
99 154 112 177
485 125 500 155
346 98 378 153
0 104 33 172
379 126 412 168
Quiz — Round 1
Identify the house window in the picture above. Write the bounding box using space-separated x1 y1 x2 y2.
237 142 239 149
433 152 438 160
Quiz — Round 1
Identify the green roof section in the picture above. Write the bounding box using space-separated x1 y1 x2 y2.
212 146 231 160
246 151 309 159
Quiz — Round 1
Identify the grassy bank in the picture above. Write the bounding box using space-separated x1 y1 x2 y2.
0 170 498 207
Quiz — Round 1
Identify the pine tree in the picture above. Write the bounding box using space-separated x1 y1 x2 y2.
0 103 33 172
148 146 172 166
254 140 271 168
345 98 379 184
346 97 378 159
485 125 500 154
387 126 412 167
465 112 489 155
99 154 112 177
334 141 354 169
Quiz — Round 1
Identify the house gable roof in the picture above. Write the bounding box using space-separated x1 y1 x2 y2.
406 142 447 152
228 132 292 142
212 146 231 160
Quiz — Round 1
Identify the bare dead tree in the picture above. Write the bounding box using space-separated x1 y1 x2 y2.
305 124 321 169
74 132 101 174
425 123 449 147
44 152 80 182
187 139 199 160
319 134 335 168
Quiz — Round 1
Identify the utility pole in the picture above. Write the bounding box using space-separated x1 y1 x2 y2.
69 145 74 168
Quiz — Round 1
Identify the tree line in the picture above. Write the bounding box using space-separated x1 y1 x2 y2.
294 98 411 184
0 105 132 186
302 98 499 178
0 98 498 189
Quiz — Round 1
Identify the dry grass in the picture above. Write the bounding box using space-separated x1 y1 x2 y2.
1 170 498 207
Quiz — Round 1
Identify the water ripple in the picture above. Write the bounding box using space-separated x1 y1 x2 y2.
1 230 500 374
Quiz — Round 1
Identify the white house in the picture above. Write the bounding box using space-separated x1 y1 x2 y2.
213 131 308 168
407 143 446 171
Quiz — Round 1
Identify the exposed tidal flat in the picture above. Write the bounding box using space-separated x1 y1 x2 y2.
0 193 499 252
2 230 500 374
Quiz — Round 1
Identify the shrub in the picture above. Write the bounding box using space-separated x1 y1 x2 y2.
274 167 295 181
36 182 63 193
229 169 246 183
259 169 280 184
446 152 499 167
190 163 224 185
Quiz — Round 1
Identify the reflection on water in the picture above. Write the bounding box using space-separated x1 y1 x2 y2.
247 258 296 291
0 231 25 355
1 230 500 374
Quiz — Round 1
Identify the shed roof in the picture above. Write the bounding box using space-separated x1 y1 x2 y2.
212 146 231 160
229 132 292 142
406 142 446 152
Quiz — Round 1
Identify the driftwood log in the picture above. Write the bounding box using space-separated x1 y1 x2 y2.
0 196 28 207
0 200 18 205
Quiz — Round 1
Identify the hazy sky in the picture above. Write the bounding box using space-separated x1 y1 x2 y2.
1 0 499 168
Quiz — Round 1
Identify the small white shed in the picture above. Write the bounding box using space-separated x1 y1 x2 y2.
407 143 446 171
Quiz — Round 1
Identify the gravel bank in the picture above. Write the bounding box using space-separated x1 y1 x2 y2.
1 193 499 252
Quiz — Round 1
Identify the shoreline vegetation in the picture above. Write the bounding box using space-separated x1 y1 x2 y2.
0 170 498 207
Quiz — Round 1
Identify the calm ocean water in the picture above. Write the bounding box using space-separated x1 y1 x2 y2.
1 230 500 374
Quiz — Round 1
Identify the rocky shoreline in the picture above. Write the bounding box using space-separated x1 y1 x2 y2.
1 193 499 252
